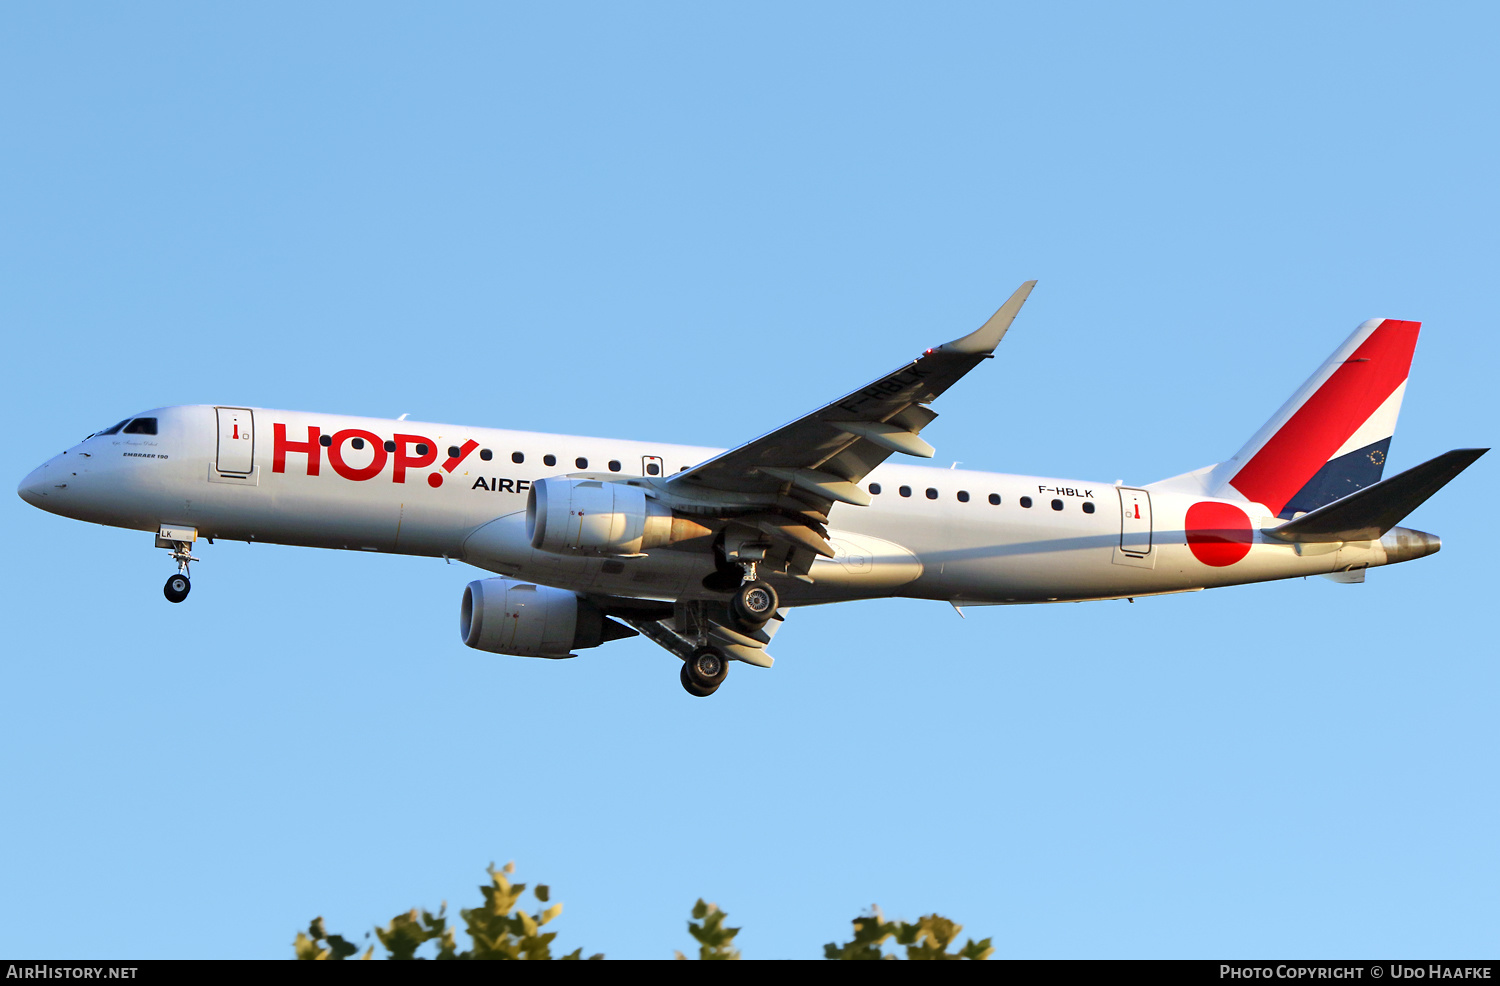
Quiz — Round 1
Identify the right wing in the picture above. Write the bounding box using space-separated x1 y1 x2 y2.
667 280 1037 516
600 285 1037 658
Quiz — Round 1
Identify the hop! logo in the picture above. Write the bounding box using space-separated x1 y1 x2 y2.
271 424 477 488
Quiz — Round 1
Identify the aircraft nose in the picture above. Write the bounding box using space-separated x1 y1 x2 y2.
18 460 61 506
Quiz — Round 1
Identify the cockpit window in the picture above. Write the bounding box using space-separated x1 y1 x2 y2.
123 418 158 435
97 419 130 436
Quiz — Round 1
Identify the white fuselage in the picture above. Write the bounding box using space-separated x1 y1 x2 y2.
19 404 1415 607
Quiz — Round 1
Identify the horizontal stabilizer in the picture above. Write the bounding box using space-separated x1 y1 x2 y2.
1265 448 1487 543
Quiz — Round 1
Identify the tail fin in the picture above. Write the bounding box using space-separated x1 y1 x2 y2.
1207 318 1421 518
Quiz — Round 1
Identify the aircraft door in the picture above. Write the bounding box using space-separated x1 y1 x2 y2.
1113 487 1155 569
215 407 255 475
642 455 664 478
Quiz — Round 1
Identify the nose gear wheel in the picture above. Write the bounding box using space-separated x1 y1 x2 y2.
163 574 191 603
156 527 199 604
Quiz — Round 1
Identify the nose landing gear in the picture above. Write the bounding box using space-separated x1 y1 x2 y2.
164 573 191 603
156 525 199 604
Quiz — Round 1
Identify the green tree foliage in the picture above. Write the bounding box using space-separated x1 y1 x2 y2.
458 862 598 959
823 906 994 960
674 900 741 960
295 863 600 961
296 864 989 959
293 916 369 960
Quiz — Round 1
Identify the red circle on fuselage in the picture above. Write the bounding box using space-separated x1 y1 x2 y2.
1185 501 1253 567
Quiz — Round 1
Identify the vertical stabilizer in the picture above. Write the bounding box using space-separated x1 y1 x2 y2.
1207 318 1420 518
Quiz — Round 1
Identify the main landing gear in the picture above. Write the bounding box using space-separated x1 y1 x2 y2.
681 646 729 697
731 579 778 628
728 558 778 632
675 564 781 698
157 526 199 604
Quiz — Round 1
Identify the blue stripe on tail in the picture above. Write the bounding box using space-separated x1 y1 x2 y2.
1277 438 1391 519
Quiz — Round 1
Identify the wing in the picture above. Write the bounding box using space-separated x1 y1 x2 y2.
598 286 1034 661
668 281 1037 511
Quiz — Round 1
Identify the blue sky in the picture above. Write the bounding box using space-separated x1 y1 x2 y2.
2 2 1496 959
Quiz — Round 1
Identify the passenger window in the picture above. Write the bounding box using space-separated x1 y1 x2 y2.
957 490 970 502
415 444 429 456
322 435 334 447
1051 499 1064 511
480 449 493 461
899 485 912 498
97 419 130 436
1020 496 1032 508
512 452 524 464
351 437 366 450
576 457 588 469
925 488 938 499
447 445 460 458
869 483 882 495
646 462 661 475
544 454 557 466
988 493 1001 505
1083 502 1096 514
608 460 621 472
122 418 158 435
383 440 396 452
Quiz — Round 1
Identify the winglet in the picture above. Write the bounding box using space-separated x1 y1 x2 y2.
937 280 1038 355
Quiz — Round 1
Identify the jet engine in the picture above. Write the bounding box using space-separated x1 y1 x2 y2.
527 478 709 556
460 577 635 658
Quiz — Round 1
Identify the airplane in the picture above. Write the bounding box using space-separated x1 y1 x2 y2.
17 282 1487 697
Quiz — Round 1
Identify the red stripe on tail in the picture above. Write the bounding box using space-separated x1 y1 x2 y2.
1229 319 1419 515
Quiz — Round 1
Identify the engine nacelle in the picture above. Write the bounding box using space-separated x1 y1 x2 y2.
527 478 709 556
459 577 633 658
